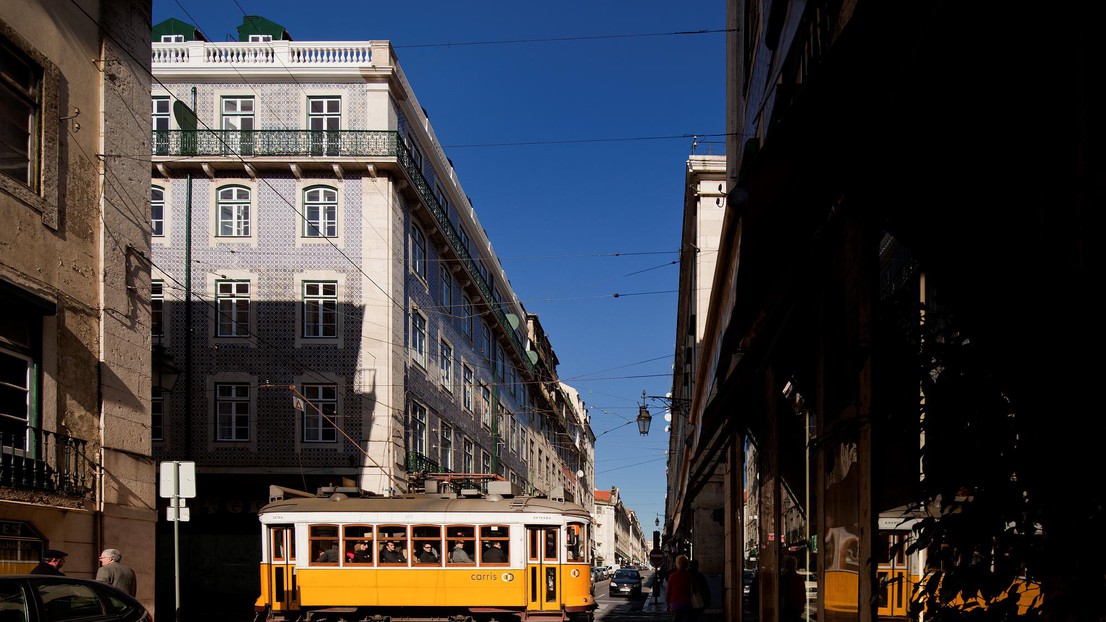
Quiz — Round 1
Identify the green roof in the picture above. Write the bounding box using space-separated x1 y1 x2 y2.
151 18 206 42
237 15 293 42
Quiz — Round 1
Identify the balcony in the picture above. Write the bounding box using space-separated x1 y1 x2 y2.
151 129 396 159
1 425 90 498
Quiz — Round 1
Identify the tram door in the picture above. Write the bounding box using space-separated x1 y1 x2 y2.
265 525 298 613
526 525 560 612
876 531 915 618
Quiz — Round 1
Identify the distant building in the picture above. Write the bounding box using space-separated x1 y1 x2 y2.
0 0 155 608
149 16 592 619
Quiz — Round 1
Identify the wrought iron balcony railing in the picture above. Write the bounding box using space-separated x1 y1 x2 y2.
1 425 90 498
151 129 396 158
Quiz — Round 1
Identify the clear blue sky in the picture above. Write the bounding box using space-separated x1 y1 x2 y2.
152 0 727 527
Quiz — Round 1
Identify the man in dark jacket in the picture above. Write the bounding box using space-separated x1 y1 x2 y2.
30 549 67 575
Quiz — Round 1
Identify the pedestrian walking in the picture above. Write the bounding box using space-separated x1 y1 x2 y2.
30 549 67 575
665 554 693 622
96 548 137 596
689 558 711 621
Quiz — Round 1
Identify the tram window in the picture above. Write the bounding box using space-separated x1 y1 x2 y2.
378 525 409 565
543 527 558 561
566 522 585 562
344 525 374 565
413 525 443 566
310 525 340 565
447 525 476 565
271 527 292 561
479 525 509 565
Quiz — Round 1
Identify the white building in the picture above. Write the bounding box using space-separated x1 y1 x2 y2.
149 15 591 619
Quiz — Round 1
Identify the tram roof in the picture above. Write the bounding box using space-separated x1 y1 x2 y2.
259 488 590 518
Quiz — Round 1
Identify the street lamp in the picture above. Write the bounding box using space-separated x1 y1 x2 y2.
637 391 652 435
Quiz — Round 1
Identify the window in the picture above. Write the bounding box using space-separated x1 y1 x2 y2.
344 525 374 565
215 383 250 441
152 96 170 155
248 34 273 42
221 96 254 154
303 186 338 237
151 280 164 338
481 450 491 475
216 186 251 237
481 322 491 361
410 311 426 368
462 365 474 413
410 401 426 456
507 366 517 397
0 36 41 189
463 438 474 474
302 281 337 338
481 385 491 428
309 525 339 566
440 423 453 471
440 269 452 312
439 340 453 390
413 525 443 566
378 525 409 566
458 226 470 256
480 525 510 565
411 225 427 281
461 296 473 340
446 525 475 566
495 346 505 380
302 384 337 442
308 96 340 156
151 186 165 237
152 387 164 442
0 346 31 448
160 34 185 43
405 134 423 173
35 581 103 619
216 280 250 337
509 416 517 455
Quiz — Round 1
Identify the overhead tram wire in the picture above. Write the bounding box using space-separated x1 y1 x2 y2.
393 27 734 49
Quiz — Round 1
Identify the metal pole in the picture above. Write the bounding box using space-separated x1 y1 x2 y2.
173 461 181 622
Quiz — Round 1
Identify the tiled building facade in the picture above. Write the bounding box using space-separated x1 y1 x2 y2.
149 16 593 619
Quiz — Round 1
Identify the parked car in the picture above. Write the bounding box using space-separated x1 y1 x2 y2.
609 567 643 597
592 566 608 581
0 575 151 622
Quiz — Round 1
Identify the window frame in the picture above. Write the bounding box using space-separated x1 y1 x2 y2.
151 185 166 237
440 423 453 471
0 28 60 227
301 383 338 443
410 401 427 457
411 224 427 281
439 339 453 391
303 186 338 238
215 279 251 338
302 281 338 339
216 185 252 237
215 382 251 442
410 310 427 368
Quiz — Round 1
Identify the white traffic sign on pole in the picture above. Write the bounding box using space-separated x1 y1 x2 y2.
166 506 190 522
159 461 196 498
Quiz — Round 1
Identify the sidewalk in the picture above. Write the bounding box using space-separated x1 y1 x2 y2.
640 580 723 621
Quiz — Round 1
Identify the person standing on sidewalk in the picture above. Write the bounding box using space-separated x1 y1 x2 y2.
666 554 693 621
689 558 711 621
96 548 137 596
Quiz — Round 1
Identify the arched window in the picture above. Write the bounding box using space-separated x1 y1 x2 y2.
151 186 165 236
303 186 337 237
216 186 251 237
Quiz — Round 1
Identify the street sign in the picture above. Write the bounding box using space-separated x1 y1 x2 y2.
649 548 665 568
159 461 196 498
166 506 190 522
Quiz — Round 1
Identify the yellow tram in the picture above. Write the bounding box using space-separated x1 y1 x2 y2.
254 479 596 622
